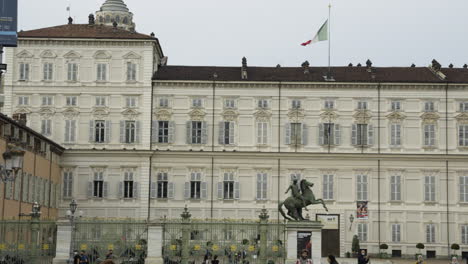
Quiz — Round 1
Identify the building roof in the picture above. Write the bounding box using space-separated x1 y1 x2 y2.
153 65 468 84
100 0 130 12
19 24 154 40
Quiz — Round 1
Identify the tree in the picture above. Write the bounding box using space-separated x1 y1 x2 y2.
416 243 425 254
352 235 360 255
379 244 389 251
451 243 460 255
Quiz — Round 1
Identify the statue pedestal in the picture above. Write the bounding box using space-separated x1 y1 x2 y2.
286 221 323 264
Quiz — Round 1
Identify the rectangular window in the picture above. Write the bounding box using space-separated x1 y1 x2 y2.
219 121 235 145
43 63 53 80
390 175 402 201
224 99 236 109
190 172 201 199
159 98 169 108
462 225 468 244
459 125 468 146
97 63 107 81
190 121 203 144
66 96 77 106
192 98 202 108
323 174 334 200
67 63 78 81
292 99 301 109
258 99 268 109
64 120 76 143
19 63 30 80
460 176 468 202
391 101 401 111
424 124 436 146
357 101 368 110
290 123 303 145
460 102 468 112
41 119 52 136
392 224 401 242
390 123 401 146
18 96 29 106
256 172 267 200
157 172 168 198
223 172 235 199
126 62 137 81
123 171 134 198
63 171 73 198
320 123 340 145
357 174 368 201
357 223 368 242
126 96 137 108
424 176 436 202
324 100 334 109
256 122 268 145
93 171 104 198
95 120 106 143
424 101 435 112
95 96 106 106
356 124 368 146
124 121 136 143
158 121 169 143
42 96 53 106
426 224 435 243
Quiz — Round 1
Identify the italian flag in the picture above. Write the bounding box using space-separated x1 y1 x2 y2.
301 20 328 46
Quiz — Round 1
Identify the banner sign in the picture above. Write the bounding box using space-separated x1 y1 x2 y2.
316 214 339 229
356 201 369 219
0 0 18 47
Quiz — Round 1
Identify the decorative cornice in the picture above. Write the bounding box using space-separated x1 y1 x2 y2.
420 112 440 123
154 109 172 121
16 50 34 58
14 107 32 115
455 113 468 124
121 108 140 120
353 110 372 124
62 107 80 118
287 109 305 122
92 106 110 118
254 110 272 122
320 110 339 122
386 112 406 122
222 109 239 121
38 107 55 118
189 109 206 121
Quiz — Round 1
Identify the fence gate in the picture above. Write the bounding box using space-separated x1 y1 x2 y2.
73 220 148 264
0 220 57 264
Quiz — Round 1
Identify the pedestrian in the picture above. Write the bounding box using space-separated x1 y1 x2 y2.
328 255 339 264
101 260 115 264
106 249 114 260
79 250 89 264
212 255 220 264
296 249 313 264
357 250 369 264
415 255 426 264
451 257 460 264
73 251 81 264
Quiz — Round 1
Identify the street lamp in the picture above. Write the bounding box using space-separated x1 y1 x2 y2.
349 213 355 231
66 200 83 264
1 145 25 220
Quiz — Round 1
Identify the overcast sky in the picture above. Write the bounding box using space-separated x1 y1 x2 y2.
19 0 468 68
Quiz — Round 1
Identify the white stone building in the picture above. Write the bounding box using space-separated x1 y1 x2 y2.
3 0 468 258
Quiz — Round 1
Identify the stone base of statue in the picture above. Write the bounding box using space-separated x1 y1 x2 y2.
145 224 164 264
285 221 323 264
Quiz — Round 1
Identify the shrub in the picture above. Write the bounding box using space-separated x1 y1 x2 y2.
352 235 360 255
451 243 460 251
379 244 389 250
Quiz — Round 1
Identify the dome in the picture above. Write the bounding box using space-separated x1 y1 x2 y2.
100 0 129 12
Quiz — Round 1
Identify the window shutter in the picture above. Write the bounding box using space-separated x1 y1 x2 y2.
133 182 138 198
103 182 109 198
87 182 93 198
368 124 374 145
218 122 225 145
186 121 192 144
217 182 223 199
256 123 262 144
229 122 235 144
168 182 174 199
105 121 112 143
334 124 341 145
152 120 159 143
14 174 21 201
168 121 175 143
459 126 463 146
120 121 125 143
47 120 52 135
89 121 95 142
184 182 190 199
256 175 261 200
45 181 50 206
318 124 324 145
41 120 46 135
234 182 240 200
71 120 76 142
135 121 141 143
201 182 207 199
28 175 34 203
285 123 291 145
351 124 357 145
201 121 208 144
118 182 124 198
150 182 157 198
396 124 401 145
65 120 70 142
301 123 308 145
22 173 29 202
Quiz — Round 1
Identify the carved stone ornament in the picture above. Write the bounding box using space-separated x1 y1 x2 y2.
189 109 206 121
40 50 57 58
287 109 305 122
93 50 112 59
63 50 81 59
16 50 34 58
386 112 406 123
14 107 31 115
254 109 272 122
154 109 172 121
455 113 468 124
353 110 372 124
38 107 55 118
123 51 141 60
420 112 439 124
62 107 80 119
320 110 339 122
222 110 239 121
421 169 439 177
121 108 140 120
92 106 110 119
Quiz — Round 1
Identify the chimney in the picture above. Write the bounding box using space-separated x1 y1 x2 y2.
88 14 95 25
68 17 73 25
241 57 248 80
301 61 310 74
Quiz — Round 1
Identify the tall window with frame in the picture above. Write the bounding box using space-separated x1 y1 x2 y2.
66 96 77 106
67 63 78 81
392 224 401 242
258 99 268 109
157 172 168 198
126 62 137 81
357 223 368 242
323 174 334 200
97 63 107 81
92 171 105 198
462 225 468 244
121 120 139 144
459 125 468 147
285 123 307 146
424 175 436 202
64 120 76 143
18 96 29 106
460 175 468 203
356 174 368 201
390 175 402 201
256 172 268 200
43 63 53 81
189 172 202 199
122 170 135 199
390 123 402 147
426 224 435 243
42 96 53 106
19 63 30 81
352 124 373 146
256 122 268 145
319 123 340 146
94 120 106 143
291 99 301 109
41 119 52 136
152 121 175 144
423 124 436 147
187 121 207 144
222 172 235 199
63 170 73 199
219 121 235 145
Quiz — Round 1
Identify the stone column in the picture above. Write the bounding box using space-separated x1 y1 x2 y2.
285 221 323 264
145 224 164 264
52 220 72 264
259 208 269 264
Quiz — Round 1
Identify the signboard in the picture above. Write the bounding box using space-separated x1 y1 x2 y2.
0 0 18 47
296 231 311 258
357 201 369 219
316 214 339 229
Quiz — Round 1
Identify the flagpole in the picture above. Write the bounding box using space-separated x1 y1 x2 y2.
327 3 331 78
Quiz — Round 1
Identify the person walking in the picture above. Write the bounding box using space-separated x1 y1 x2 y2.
328 255 339 264
106 249 115 260
357 250 369 264
212 255 220 264
450 257 459 264
73 251 81 264
79 250 89 264
296 249 313 264
415 255 426 264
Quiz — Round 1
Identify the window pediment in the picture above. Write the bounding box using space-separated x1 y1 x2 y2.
320 110 339 122
14 107 31 115
456 113 468 123
386 112 406 122
16 50 33 58
154 109 172 121
222 110 238 121
353 110 372 123
189 109 206 121
64 50 81 59
121 108 140 119
92 107 109 118
40 50 57 58
93 50 112 59
38 107 55 118
287 109 305 122
123 52 141 60
62 107 80 118
420 112 439 122
254 110 271 121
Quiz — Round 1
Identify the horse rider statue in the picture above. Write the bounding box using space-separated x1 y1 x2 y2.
285 176 308 211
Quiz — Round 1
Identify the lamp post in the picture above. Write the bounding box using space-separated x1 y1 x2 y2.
67 200 82 264
349 214 354 231
1 145 25 220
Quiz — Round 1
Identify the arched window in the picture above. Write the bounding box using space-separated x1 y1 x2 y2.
116 16 121 23
123 17 128 24
99 16 104 23
105 15 111 23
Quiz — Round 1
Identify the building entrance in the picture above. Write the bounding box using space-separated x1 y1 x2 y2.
316 214 340 257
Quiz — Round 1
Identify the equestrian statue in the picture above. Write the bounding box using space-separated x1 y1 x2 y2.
278 177 328 221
